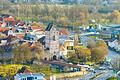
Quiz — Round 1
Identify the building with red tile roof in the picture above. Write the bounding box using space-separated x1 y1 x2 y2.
4 16 14 22
59 28 69 35
0 28 10 32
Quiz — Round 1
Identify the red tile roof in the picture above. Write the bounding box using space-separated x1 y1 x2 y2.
31 26 42 30
4 17 14 22
0 28 9 32
59 28 69 35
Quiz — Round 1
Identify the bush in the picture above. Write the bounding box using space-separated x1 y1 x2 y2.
106 76 118 80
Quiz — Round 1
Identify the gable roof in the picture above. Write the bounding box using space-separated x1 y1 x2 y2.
45 23 53 31
17 66 31 74
38 36 45 45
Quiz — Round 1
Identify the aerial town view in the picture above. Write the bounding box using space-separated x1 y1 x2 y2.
0 0 120 80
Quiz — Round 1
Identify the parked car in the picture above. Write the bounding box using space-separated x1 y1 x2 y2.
99 67 106 70
86 68 94 72
108 66 113 70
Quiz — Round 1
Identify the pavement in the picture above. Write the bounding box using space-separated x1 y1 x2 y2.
58 69 115 80
93 70 115 80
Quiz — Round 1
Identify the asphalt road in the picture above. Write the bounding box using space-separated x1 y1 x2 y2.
106 49 120 61
93 70 115 80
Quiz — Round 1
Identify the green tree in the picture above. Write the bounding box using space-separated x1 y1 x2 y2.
106 76 118 80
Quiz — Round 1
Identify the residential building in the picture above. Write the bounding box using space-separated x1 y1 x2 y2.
60 39 75 56
14 73 45 80
108 39 120 52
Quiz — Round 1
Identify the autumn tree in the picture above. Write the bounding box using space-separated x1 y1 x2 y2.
12 44 21 63
87 39 96 49
91 40 108 62
0 46 6 64
34 42 44 61
21 43 32 62
67 51 79 63
108 10 120 24
67 46 91 63
75 46 91 62
12 43 32 63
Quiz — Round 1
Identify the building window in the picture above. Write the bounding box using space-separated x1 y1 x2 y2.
67 46 74 50
21 78 26 80
53 35 55 41
35 77 37 79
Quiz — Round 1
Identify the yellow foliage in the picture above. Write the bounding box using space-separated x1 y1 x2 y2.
42 16 54 21
74 46 91 56
0 64 28 77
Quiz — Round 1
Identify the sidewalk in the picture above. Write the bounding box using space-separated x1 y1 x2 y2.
51 71 87 79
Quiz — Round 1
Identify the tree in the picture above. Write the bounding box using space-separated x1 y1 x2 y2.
0 46 6 64
22 43 32 62
91 47 106 62
96 40 108 48
106 76 118 80
12 44 20 63
91 40 108 62
34 42 44 61
108 10 120 24
87 39 96 49
12 43 32 63
75 46 91 62
67 46 91 63
67 51 79 63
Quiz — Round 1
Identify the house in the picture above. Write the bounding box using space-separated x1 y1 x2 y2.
30 26 45 40
60 39 75 57
4 16 14 22
17 66 31 74
14 73 45 80
45 23 59 59
86 26 96 32
23 33 36 41
1 22 7 27
0 27 9 32
108 39 120 52
59 28 69 45
2 15 15 27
